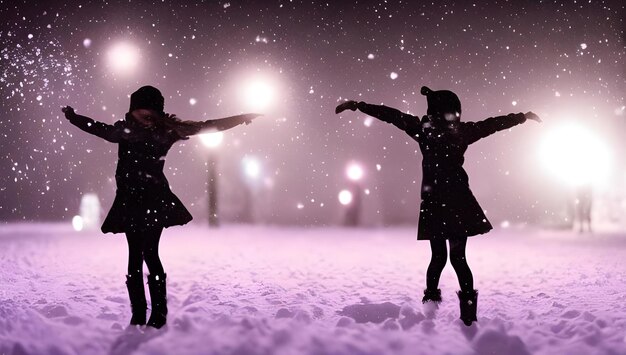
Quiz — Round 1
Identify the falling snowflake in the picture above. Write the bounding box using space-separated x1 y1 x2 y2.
255 35 268 44
0 34 77 106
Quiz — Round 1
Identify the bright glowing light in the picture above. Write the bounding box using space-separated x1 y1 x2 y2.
80 193 101 230
346 163 364 181
243 157 261 179
107 42 140 74
83 38 92 48
364 117 374 127
189 98 197 106
242 80 274 111
338 190 353 205
390 72 398 80
539 124 611 187
199 131 224 148
72 215 84 231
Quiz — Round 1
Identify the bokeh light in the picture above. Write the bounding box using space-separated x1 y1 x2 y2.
346 163 364 181
242 156 261 179
538 124 612 187
107 41 140 75
199 131 224 149
240 78 275 111
71 215 84 231
338 189 353 205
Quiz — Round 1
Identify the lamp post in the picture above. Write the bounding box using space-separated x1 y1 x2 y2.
240 156 262 224
199 131 224 228
343 162 364 226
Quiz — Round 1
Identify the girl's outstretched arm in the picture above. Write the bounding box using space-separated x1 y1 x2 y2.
335 100 421 134
462 111 540 145
167 113 261 139
62 106 124 143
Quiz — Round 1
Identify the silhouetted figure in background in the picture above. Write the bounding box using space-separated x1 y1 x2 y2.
336 86 540 326
574 184 593 233
63 86 260 329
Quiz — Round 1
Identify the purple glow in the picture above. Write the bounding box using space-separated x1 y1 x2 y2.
0 224 624 353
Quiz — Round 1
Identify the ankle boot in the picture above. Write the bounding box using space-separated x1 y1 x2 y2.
125 274 147 325
147 273 168 329
422 288 442 319
457 289 478 326
422 288 442 304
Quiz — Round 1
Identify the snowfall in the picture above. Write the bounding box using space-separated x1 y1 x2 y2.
0 223 625 355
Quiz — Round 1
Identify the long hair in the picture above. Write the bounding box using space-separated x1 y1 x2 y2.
125 111 205 140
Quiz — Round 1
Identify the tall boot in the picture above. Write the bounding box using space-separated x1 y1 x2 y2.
125 274 147 325
457 289 478 326
147 273 168 329
422 288 441 319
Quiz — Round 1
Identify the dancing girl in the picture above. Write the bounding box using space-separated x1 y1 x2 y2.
336 86 540 325
63 86 260 328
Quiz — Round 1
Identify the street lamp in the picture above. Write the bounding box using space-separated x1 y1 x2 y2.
538 123 612 232
106 41 140 75
346 163 364 182
338 189 353 205
199 131 224 227
538 124 611 187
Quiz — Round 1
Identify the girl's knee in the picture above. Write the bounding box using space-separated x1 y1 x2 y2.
450 255 469 269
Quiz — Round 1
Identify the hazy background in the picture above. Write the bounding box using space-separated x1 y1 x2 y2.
1 0 624 227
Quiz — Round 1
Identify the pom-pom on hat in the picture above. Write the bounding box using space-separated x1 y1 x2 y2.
129 86 165 114
421 86 461 116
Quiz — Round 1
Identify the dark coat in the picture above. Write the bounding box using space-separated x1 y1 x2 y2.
357 102 526 240
68 113 250 234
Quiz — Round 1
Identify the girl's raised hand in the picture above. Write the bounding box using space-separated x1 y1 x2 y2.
61 106 76 119
164 113 180 122
241 113 263 124
335 100 358 114
524 111 542 123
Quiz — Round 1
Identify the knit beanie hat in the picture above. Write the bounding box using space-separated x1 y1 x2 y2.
129 86 165 113
421 86 461 116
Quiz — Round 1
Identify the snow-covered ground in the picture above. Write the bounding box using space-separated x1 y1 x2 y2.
0 223 625 355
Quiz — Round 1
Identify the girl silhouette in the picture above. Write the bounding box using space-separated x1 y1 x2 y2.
63 86 260 328
336 86 540 326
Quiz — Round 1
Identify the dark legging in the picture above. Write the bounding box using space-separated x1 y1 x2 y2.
426 237 474 292
125 226 165 276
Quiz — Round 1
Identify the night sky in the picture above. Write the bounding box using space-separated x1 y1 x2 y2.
1 0 624 226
